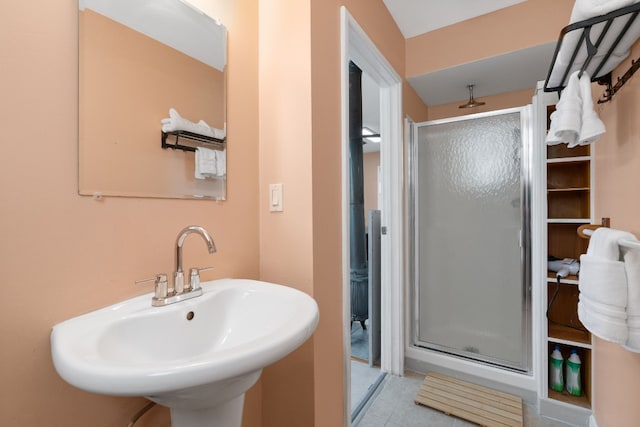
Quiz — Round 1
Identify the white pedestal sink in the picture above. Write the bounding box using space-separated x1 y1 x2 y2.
50 279 319 427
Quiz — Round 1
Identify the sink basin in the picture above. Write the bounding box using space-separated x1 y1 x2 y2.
51 278 319 426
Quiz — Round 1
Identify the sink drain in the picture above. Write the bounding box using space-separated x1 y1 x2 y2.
186 311 195 321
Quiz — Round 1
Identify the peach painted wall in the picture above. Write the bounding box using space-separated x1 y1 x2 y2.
309 1 429 426
256 0 425 426
79 9 226 198
258 0 316 426
0 0 260 426
405 0 575 78
592 42 640 427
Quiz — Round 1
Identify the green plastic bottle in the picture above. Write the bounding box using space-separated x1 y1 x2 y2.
549 345 564 392
565 349 582 396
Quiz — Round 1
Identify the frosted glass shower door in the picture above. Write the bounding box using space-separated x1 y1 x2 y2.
414 108 531 372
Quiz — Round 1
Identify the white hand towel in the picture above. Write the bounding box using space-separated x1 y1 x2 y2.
578 72 606 145
215 149 226 177
195 147 218 179
571 0 640 22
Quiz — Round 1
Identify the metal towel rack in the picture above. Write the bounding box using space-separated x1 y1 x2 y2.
544 3 640 102
161 130 226 152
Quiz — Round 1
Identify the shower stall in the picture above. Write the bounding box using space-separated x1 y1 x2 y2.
409 107 533 374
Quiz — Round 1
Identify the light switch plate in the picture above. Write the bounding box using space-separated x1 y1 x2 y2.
269 183 283 212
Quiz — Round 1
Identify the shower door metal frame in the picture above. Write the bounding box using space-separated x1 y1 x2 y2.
409 106 533 373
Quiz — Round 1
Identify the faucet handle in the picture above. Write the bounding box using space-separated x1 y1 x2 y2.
136 274 169 300
188 267 213 291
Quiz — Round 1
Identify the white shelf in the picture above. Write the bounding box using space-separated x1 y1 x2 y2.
547 187 590 192
547 156 591 164
547 336 592 350
547 277 579 285
547 218 591 224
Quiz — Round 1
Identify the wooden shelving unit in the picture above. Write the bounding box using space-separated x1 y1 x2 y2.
545 110 593 410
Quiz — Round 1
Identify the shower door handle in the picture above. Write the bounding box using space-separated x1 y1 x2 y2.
518 229 522 248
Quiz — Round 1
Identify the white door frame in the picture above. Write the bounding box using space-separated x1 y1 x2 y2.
340 6 404 424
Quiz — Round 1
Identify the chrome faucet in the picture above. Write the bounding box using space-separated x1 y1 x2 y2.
174 225 216 293
137 225 216 307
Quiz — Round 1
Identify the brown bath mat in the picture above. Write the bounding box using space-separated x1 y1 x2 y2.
415 372 523 427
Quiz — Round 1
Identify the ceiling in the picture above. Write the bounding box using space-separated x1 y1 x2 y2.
381 0 557 106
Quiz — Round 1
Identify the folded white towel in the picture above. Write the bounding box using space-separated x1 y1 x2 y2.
623 238 640 351
195 147 218 179
579 296 628 343
625 313 640 351
161 108 226 140
587 227 637 258
571 0 640 22
578 227 639 344
579 254 628 307
577 72 606 146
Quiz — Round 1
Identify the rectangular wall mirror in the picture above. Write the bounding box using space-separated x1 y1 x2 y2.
79 0 227 200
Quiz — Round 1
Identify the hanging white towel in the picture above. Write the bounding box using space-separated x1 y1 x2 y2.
578 227 638 344
579 254 628 308
195 147 218 179
546 70 607 147
577 72 606 146
546 71 582 146
578 296 628 343
623 240 640 352
546 111 567 146
215 149 226 178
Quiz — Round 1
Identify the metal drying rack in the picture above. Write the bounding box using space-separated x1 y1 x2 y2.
161 130 226 152
543 3 640 103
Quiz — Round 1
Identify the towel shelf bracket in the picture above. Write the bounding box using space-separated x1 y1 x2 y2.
544 2 640 103
597 57 640 103
161 130 226 153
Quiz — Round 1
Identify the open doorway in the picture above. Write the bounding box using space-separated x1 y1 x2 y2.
341 7 405 425
348 62 383 420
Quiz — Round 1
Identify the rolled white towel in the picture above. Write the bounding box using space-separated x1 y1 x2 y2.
161 108 225 140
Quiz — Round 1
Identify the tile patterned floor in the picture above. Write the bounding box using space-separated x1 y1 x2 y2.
354 371 572 427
